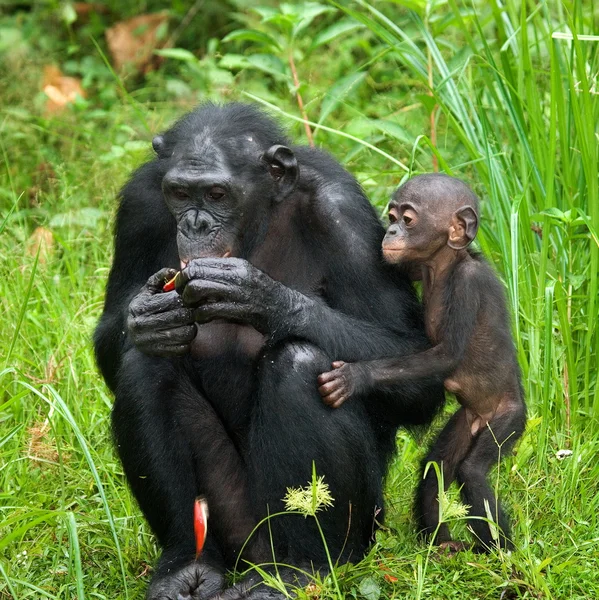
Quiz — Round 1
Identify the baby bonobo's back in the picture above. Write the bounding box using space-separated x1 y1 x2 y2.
441 251 522 427
317 173 526 553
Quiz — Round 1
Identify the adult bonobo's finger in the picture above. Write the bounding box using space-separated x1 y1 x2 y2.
136 325 197 348
181 281 231 308
129 291 187 317
177 258 253 292
192 301 243 324
331 360 345 369
145 268 179 293
127 310 195 342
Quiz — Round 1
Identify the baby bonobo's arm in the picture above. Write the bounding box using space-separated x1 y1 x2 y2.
318 261 481 408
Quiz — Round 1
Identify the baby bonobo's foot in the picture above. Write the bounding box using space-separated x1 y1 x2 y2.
317 361 368 408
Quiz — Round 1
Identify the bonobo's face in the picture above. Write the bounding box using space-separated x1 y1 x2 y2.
382 175 479 265
382 195 446 264
154 128 298 267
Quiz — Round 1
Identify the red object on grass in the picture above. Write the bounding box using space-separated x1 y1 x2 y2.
194 497 209 558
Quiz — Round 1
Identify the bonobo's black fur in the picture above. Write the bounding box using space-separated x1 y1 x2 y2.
94 103 444 600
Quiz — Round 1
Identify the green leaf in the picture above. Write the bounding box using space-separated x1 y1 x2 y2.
416 93 437 114
311 18 363 48
219 54 251 70
371 119 411 143
49 208 106 228
318 72 366 125
246 54 289 81
222 29 282 51
293 3 335 36
154 48 197 62
359 576 381 600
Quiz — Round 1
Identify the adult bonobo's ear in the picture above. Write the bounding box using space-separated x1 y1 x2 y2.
262 145 299 201
448 206 479 250
152 135 165 156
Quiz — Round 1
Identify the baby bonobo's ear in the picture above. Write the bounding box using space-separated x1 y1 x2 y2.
448 206 478 250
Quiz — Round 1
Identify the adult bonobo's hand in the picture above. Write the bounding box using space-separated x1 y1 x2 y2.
127 268 197 357
176 258 297 335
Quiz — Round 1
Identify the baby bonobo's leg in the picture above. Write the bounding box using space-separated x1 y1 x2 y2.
415 407 472 551
317 361 372 408
457 401 526 552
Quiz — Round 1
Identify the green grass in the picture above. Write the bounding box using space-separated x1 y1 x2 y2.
1 1 598 598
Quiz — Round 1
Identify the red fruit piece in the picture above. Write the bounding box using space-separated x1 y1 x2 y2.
194 497 209 558
163 272 179 292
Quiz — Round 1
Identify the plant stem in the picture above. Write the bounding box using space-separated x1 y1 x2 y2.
288 51 314 146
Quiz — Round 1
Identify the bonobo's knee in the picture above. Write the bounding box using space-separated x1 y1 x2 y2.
262 341 329 379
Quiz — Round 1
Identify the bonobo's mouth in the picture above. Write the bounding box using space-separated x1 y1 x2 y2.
180 250 231 270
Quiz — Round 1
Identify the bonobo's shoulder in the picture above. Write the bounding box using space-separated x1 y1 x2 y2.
291 145 376 216
120 159 165 200
116 159 173 231
455 252 504 291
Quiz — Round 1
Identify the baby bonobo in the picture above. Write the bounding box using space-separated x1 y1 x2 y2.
318 174 526 552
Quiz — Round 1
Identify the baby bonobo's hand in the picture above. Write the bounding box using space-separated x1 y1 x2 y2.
318 361 368 408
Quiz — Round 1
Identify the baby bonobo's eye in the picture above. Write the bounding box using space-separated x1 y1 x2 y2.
403 214 413 226
388 212 398 224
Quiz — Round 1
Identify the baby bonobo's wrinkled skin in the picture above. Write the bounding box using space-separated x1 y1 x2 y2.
318 174 527 552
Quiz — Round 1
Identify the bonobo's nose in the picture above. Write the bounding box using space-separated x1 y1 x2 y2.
182 211 212 234
386 224 401 238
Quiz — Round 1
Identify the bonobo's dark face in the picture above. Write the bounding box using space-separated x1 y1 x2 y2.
382 174 479 264
154 128 298 267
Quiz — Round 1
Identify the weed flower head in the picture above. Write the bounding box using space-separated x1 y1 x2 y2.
283 471 334 518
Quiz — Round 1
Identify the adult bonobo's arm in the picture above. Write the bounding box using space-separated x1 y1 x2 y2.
175 151 424 361
93 161 190 391
176 257 415 361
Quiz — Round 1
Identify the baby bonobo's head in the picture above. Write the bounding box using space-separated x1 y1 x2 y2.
382 173 480 264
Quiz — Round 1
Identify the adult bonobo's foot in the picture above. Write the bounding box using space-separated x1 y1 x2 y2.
214 569 311 600
146 561 225 600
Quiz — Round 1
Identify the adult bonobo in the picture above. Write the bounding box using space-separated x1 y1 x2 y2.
94 103 443 599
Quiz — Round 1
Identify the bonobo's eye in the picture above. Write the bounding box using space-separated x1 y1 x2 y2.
388 212 398 224
269 164 284 181
172 187 191 201
206 186 226 201
401 209 417 227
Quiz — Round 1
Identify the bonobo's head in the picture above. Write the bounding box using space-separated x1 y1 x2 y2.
382 173 479 264
152 103 299 267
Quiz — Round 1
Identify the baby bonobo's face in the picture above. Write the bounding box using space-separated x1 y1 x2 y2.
382 174 479 265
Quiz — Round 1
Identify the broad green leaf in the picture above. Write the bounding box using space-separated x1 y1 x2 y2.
311 18 364 48
246 54 289 81
154 48 197 62
222 29 282 51
318 72 366 125
293 3 335 36
359 576 381 600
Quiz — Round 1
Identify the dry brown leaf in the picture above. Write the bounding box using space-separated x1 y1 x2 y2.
73 2 110 21
42 65 86 113
27 226 55 264
105 12 168 74
28 161 57 207
27 422 59 463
